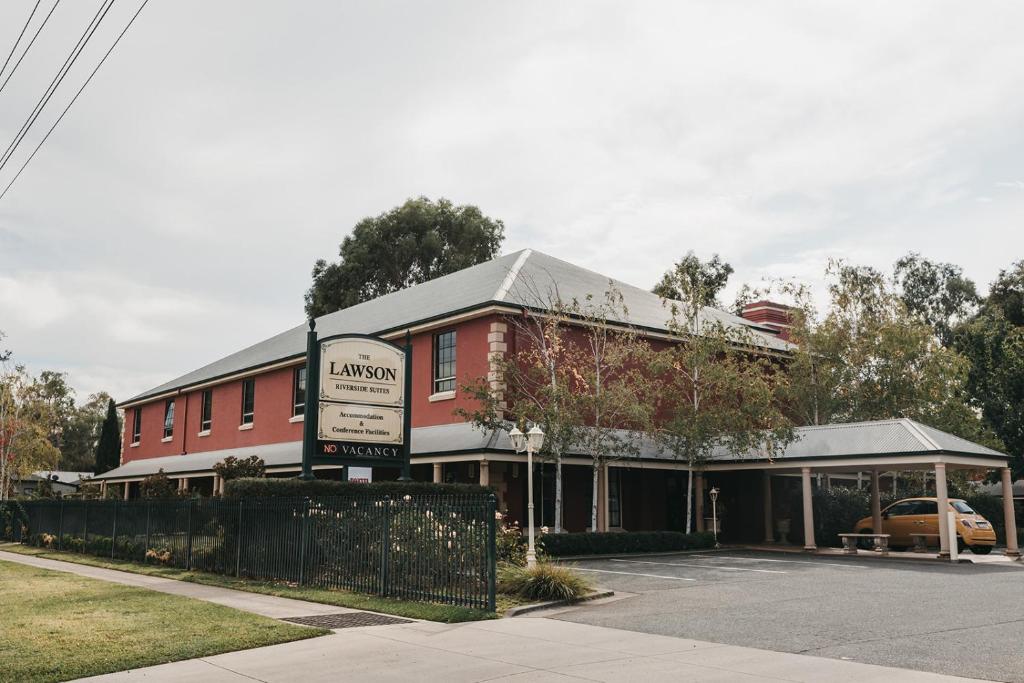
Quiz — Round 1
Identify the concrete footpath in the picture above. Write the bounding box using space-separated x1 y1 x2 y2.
0 550 986 682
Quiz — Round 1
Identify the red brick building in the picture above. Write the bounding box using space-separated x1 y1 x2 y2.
96 249 1013 554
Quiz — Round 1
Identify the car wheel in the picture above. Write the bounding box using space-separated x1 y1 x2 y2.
970 545 993 555
857 529 874 550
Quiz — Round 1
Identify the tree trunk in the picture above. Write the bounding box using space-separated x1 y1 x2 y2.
684 466 693 535
591 460 600 531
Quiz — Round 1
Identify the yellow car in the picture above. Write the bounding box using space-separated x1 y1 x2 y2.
853 497 997 554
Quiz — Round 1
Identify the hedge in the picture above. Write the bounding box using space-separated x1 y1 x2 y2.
224 477 491 499
538 530 716 557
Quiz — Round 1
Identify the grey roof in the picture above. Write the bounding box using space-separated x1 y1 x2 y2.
33 471 93 485
95 418 1005 481
124 249 790 404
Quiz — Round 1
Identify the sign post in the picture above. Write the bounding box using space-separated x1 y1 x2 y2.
299 320 320 480
299 323 412 479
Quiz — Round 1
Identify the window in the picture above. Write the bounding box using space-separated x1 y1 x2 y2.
917 500 938 515
163 399 175 439
131 408 141 443
200 390 212 431
433 331 456 393
293 366 306 417
885 501 917 517
951 501 975 514
241 378 255 425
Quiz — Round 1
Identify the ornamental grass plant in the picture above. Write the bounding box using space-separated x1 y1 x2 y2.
497 561 593 602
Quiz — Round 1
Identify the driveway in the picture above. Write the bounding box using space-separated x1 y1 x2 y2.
554 550 1024 682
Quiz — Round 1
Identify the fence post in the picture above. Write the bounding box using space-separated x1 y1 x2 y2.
185 498 194 570
380 496 391 597
235 500 243 577
57 499 64 550
486 493 497 612
297 497 310 586
111 501 118 559
144 501 151 561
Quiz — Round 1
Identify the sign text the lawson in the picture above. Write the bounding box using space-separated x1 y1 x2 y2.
302 331 412 474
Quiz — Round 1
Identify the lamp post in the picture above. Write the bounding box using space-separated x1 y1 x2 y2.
510 424 545 567
709 486 720 549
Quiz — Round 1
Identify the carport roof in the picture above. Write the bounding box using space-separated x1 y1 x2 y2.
95 418 1006 481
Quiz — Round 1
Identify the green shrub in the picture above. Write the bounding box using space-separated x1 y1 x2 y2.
497 562 593 602
0 500 28 540
538 530 715 557
225 477 491 499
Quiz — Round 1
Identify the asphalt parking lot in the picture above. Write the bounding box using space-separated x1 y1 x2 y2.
554 550 1024 682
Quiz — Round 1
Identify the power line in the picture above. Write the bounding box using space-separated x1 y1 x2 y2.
0 0 115 175
0 0 152 202
0 0 41 80
0 0 62 97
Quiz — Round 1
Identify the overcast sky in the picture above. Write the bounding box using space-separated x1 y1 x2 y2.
1 1 1023 404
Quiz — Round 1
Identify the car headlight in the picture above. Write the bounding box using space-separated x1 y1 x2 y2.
960 519 972 528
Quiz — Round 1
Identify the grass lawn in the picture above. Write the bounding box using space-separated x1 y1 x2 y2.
0 559 326 683
0 543 513 622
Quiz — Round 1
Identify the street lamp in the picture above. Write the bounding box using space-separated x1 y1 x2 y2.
510 423 545 567
709 486 721 549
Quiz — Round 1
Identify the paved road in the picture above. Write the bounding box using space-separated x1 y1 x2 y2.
554 550 1024 683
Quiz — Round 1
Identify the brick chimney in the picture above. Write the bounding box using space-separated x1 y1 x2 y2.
740 300 793 341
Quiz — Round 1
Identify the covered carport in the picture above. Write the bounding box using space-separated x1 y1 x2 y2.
700 419 1018 559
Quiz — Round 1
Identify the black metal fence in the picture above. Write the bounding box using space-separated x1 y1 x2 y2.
6 494 497 611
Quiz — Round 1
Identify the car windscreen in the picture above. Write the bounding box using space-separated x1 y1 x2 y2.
951 501 975 514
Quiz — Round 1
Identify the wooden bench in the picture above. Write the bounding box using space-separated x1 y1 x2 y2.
838 533 891 555
910 533 941 553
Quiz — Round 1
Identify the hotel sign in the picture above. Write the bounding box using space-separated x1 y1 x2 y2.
319 338 405 407
301 328 412 476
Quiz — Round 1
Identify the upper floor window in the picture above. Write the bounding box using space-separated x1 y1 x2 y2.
200 389 213 431
131 408 142 443
163 399 175 439
293 366 306 417
433 330 456 394
241 378 255 425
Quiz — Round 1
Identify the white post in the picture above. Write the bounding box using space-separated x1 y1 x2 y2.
479 460 489 487
948 511 959 562
935 463 950 559
432 463 442 484
526 443 537 567
871 469 882 540
1002 467 1020 558
802 467 816 551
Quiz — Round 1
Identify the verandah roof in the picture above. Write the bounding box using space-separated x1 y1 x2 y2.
94 418 1007 482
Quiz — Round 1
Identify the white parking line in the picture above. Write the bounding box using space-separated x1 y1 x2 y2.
610 558 786 574
574 567 696 581
692 555 868 569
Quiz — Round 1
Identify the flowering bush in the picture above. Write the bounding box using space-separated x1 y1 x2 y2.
495 515 528 566
146 548 173 565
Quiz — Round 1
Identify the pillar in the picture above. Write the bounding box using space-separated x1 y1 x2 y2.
871 469 882 536
479 460 490 487
100 480 107 497
601 463 610 531
433 463 442 484
801 467 816 551
219 476 226 496
694 471 705 532
935 463 950 559
595 463 607 532
123 481 130 501
1001 468 1019 558
763 471 774 543
181 477 189 493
